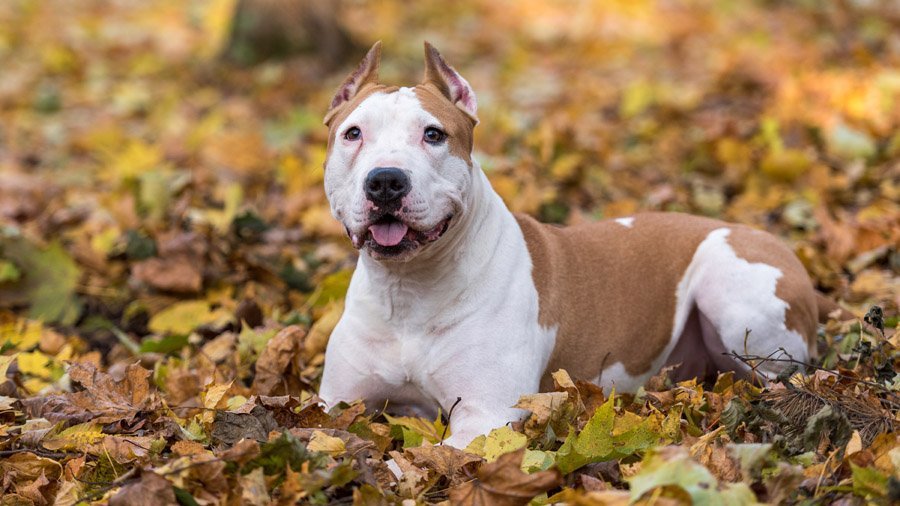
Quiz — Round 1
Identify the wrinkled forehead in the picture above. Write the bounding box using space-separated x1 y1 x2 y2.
334 87 437 134
326 83 474 162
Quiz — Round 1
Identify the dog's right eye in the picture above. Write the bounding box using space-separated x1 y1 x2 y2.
344 127 361 141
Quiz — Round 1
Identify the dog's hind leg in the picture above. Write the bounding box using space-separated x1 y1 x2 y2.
677 228 816 382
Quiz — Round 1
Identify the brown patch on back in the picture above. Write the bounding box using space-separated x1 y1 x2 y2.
413 84 475 163
517 213 721 391
516 212 820 392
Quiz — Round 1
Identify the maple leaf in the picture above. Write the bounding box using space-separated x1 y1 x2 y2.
23 362 157 425
449 449 562 506
555 394 676 474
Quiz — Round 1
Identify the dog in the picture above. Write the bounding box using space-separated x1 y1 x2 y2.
317 42 842 447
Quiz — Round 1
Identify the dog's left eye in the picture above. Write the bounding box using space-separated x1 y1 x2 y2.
423 127 446 144
344 127 361 141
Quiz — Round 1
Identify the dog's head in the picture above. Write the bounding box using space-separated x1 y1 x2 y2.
322 42 478 262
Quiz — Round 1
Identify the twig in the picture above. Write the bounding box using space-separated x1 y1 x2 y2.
439 396 462 445
0 448 71 459
724 350 900 405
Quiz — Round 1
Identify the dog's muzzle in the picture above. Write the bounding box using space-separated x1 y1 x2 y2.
346 214 453 258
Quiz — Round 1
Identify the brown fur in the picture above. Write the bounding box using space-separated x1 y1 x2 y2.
414 84 475 163
515 212 821 392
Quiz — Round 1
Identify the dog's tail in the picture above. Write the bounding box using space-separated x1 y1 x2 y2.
815 291 854 322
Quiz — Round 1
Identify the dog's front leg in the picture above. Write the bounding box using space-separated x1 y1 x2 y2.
318 318 401 411
428 359 541 448
440 401 523 448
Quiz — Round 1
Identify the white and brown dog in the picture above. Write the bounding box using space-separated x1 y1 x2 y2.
318 42 840 447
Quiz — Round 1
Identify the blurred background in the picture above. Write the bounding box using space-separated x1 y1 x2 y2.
0 0 898 376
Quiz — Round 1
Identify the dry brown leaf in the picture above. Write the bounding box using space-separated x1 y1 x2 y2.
238 467 270 506
449 449 562 506
86 435 155 464
0 452 63 486
251 326 306 396
171 440 208 456
404 444 482 485
24 362 156 425
131 255 203 294
14 471 52 506
217 438 262 465
109 471 177 506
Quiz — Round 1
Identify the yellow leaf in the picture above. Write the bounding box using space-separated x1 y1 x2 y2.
198 0 240 58
104 140 163 181
760 148 812 182
300 204 344 237
16 351 52 379
482 426 527 462
22 378 50 394
206 182 243 233
307 430 346 456
200 380 234 425
43 423 105 451
202 381 233 410
384 413 447 445
0 354 16 378
550 153 582 181
148 300 228 336
304 300 344 360
0 318 42 351
465 434 487 457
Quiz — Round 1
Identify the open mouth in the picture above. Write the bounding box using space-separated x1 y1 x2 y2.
349 215 452 257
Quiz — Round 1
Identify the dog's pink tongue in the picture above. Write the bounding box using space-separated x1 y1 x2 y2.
369 222 409 247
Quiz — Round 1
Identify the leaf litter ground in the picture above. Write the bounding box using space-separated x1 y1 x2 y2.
0 0 899 504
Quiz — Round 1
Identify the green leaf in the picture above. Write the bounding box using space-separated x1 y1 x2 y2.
555 395 669 474
802 405 852 452
312 270 353 307
828 122 876 160
0 260 21 283
729 443 772 482
246 432 327 476
139 334 189 354
123 230 157 260
173 487 200 506
0 236 82 324
521 449 556 473
400 426 424 448
851 463 888 499
628 447 757 505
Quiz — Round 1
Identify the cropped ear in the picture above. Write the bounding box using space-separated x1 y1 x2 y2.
324 41 382 125
422 42 478 123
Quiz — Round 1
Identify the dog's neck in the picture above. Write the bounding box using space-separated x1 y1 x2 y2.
358 162 512 321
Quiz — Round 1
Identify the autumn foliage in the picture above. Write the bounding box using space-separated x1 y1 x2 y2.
0 0 898 504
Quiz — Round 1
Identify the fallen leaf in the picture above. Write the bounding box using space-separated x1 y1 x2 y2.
131 255 203 293
24 362 156 425
449 449 562 506
404 444 482 485
251 325 305 396
109 471 177 506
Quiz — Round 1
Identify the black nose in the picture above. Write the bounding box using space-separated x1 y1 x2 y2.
365 167 411 205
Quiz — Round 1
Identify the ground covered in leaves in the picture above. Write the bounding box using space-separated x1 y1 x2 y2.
1 0 899 504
